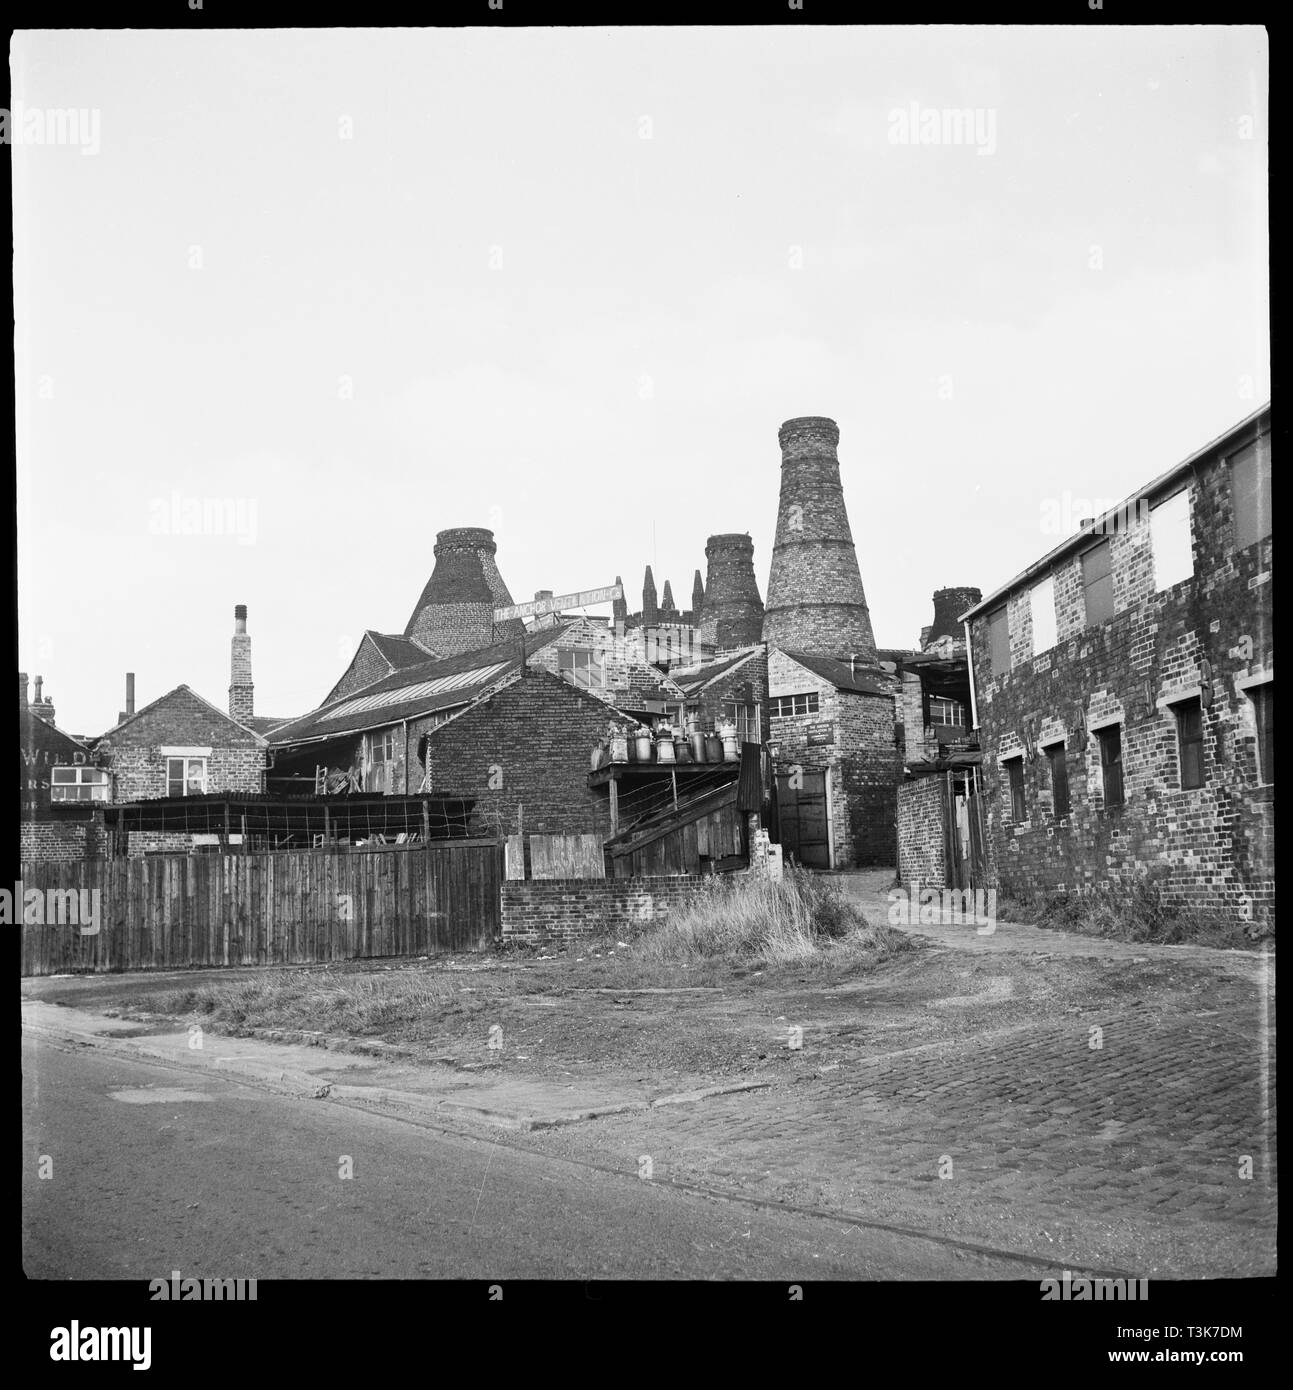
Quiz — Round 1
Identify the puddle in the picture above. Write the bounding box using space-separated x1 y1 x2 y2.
108 1088 215 1104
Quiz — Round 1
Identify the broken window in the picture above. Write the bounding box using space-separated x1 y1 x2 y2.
927 696 966 727
1081 539 1114 626
50 766 110 802
1172 698 1205 790
1095 725 1124 808
1005 756 1026 824
365 730 396 793
1231 434 1272 550
1248 683 1273 784
988 607 1010 677
1044 742 1070 818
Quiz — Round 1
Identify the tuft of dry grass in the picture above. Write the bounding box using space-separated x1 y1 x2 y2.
608 866 913 968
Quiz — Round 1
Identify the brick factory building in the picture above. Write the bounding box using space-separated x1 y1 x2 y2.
962 403 1272 933
19 674 110 862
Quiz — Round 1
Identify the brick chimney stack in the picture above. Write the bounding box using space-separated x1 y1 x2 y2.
30 675 56 724
691 569 705 624
19 672 28 709
925 586 983 649
118 672 136 726
612 576 628 628
762 416 877 662
701 533 765 651
404 527 523 656
229 605 254 724
660 579 676 613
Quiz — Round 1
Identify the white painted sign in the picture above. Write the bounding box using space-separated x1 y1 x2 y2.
494 583 623 622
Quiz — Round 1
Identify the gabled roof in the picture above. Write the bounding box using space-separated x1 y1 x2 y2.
269 626 573 747
20 707 94 759
667 646 762 696
96 685 269 746
777 650 893 697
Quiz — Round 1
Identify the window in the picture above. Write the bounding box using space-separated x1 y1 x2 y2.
1231 434 1272 550
1150 488 1193 591
723 702 761 744
366 730 396 793
558 647 606 689
1173 698 1205 789
1248 684 1273 784
1029 575 1057 654
927 696 966 728
1095 725 1123 808
987 607 1010 677
771 692 819 718
50 766 109 802
1081 540 1114 626
1005 757 1026 824
1044 742 1070 818
167 757 207 797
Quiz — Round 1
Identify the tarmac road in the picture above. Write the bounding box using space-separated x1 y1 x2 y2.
21 1031 1027 1282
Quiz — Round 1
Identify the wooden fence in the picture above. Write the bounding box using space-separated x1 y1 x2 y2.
19 840 504 976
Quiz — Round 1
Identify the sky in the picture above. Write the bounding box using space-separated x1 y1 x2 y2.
13 26 1269 737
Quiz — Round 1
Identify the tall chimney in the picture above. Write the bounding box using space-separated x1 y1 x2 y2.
31 675 55 724
763 416 877 662
700 534 765 651
19 672 28 709
118 672 136 726
691 569 705 624
612 576 628 627
660 579 676 613
33 675 43 704
229 604 254 724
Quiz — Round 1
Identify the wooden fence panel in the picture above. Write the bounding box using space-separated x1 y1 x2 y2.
19 841 503 976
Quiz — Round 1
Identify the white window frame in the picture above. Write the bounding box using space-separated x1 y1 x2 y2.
558 647 607 689
927 696 966 728
50 766 110 802
167 756 208 797
771 692 819 718
723 701 761 745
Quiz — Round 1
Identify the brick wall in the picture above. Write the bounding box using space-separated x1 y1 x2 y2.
327 636 394 704
416 669 636 839
968 427 1273 932
501 874 712 946
897 776 946 890
97 687 266 802
20 816 107 863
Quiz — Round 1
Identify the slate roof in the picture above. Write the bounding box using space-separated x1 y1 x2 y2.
245 715 293 736
269 626 573 747
367 632 434 668
667 647 761 697
777 650 893 697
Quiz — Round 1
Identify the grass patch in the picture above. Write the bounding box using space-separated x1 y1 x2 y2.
997 872 1259 947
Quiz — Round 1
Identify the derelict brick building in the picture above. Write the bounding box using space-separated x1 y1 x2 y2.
963 404 1272 933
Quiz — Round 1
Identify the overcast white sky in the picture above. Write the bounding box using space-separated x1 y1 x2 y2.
14 26 1268 736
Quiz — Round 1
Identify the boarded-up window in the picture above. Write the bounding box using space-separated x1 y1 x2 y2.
1232 435 1272 550
1249 683 1273 784
1045 741 1070 818
988 607 1010 677
1081 540 1114 626
1173 698 1205 789
1096 724 1123 808
1005 756 1026 823
1150 488 1193 591
1029 575 1057 655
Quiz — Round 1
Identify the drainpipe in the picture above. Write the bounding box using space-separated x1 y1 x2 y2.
964 620 979 731
402 719 409 795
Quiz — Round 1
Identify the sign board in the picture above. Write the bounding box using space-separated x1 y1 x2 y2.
493 583 623 623
807 725 835 747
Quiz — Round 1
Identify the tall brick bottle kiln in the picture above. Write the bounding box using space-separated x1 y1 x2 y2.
700 533 765 652
762 416 878 662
